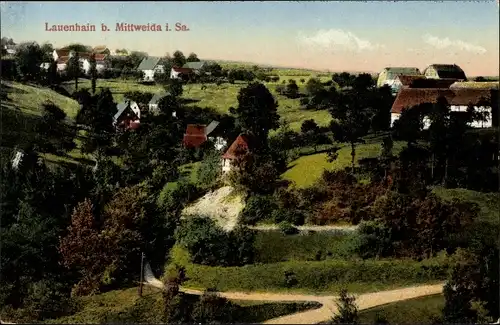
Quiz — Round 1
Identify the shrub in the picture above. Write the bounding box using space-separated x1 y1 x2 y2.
279 221 299 235
240 195 277 225
331 288 359 324
191 291 237 323
300 78 305 83
351 220 394 259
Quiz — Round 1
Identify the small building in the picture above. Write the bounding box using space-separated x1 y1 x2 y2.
170 67 194 80
114 100 141 130
53 49 71 62
391 88 495 129
409 78 458 89
377 67 421 89
182 61 208 74
137 56 166 82
423 64 467 80
183 121 221 148
5 45 17 55
148 91 177 117
221 134 251 174
92 46 110 55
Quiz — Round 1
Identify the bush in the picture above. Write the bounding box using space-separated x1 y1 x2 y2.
351 220 394 259
240 195 277 225
279 221 299 235
191 291 237 323
197 150 222 189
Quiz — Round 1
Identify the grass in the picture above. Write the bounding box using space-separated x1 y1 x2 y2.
432 186 500 225
282 140 406 188
2 81 80 118
254 230 351 263
167 245 451 295
358 294 444 324
44 286 320 324
63 77 332 131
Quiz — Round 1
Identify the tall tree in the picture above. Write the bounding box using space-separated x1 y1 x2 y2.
186 52 200 62
331 289 359 324
230 82 280 151
328 90 372 173
67 52 81 91
15 42 44 81
172 50 187 67
89 53 97 94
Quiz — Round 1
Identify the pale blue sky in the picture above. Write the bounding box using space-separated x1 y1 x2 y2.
1 1 498 75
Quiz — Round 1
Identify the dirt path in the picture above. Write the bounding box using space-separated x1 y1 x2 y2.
145 265 443 324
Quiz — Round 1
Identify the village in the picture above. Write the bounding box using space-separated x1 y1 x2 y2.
1 1 499 324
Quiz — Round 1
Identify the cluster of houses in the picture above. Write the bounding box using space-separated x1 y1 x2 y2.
40 45 111 74
377 63 498 129
136 56 209 82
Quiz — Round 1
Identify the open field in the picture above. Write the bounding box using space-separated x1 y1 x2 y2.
167 245 450 295
358 294 444 324
63 77 332 131
282 140 406 188
42 286 319 324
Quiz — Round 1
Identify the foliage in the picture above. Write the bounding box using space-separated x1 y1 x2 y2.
34 101 76 154
239 194 278 225
278 221 299 235
331 289 359 324
175 217 256 266
123 90 154 104
191 291 237 324
230 82 280 150
14 42 44 82
197 149 222 188
284 79 300 98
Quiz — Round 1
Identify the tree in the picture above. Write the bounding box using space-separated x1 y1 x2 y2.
164 78 183 97
197 150 222 188
67 52 81 91
192 291 237 324
15 42 44 81
35 101 75 154
230 82 280 151
285 79 300 98
331 289 359 324
328 91 372 173
301 119 323 152
186 52 200 62
391 105 426 147
305 78 324 97
59 199 104 296
64 43 90 52
89 53 97 93
172 50 187 67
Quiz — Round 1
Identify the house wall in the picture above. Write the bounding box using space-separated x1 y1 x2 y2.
376 70 388 87
57 63 67 71
424 67 439 79
52 50 59 61
149 103 159 114
170 69 181 79
154 65 165 74
81 59 91 74
221 158 232 173
143 69 155 81
391 105 493 129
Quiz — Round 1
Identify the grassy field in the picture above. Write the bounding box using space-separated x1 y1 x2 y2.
167 245 450 295
282 140 406 188
63 77 332 131
358 294 444 324
43 286 320 324
254 230 352 263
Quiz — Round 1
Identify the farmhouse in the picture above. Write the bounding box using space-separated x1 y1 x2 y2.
137 56 166 82
148 91 177 117
114 100 141 130
183 121 223 149
221 134 251 174
92 45 110 55
423 64 467 80
182 61 208 74
376 67 421 90
170 67 193 80
391 75 426 94
390 88 497 129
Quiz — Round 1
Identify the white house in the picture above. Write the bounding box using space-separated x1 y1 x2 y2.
137 56 165 82
376 67 421 90
113 100 141 130
221 134 250 174
390 88 495 129
170 67 193 80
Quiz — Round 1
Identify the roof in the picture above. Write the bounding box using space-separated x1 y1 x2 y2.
185 124 206 136
397 75 426 86
409 78 458 89
183 135 208 148
383 67 421 79
205 121 219 136
77 52 91 60
55 49 71 57
114 100 139 121
450 81 499 90
57 56 69 64
93 46 108 53
391 88 493 114
94 54 107 61
172 67 193 73
137 56 162 70
149 91 170 105
182 61 207 70
425 64 467 80
222 134 251 160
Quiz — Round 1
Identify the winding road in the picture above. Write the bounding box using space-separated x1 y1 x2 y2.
144 262 444 324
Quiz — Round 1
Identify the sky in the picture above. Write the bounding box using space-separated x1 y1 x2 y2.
1 1 499 76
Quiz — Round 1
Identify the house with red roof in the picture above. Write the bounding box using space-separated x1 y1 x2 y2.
170 66 194 80
221 134 251 174
391 88 496 129
183 121 225 149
